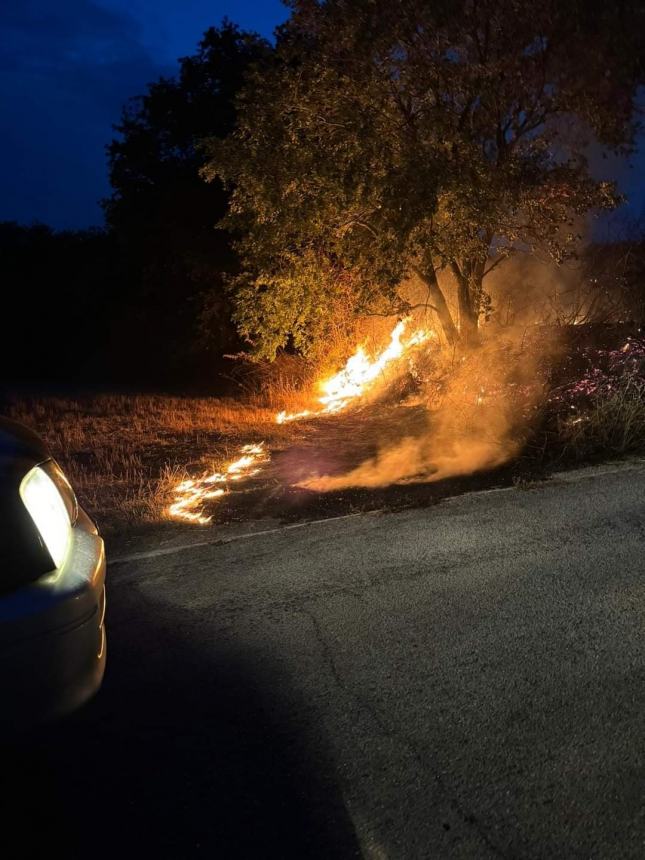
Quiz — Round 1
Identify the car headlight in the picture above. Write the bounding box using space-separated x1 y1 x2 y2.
19 462 77 570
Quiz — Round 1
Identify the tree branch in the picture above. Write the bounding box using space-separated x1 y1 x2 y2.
483 255 507 277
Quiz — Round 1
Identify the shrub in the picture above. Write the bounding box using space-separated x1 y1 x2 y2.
556 374 645 460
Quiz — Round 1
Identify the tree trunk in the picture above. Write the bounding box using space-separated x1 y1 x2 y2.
412 265 459 346
450 261 481 347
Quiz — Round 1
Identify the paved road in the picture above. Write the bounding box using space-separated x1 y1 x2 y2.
4 461 645 858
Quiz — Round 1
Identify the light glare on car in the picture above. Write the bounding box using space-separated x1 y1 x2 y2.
20 466 72 569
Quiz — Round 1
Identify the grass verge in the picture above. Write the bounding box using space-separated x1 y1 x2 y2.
2 393 305 532
551 375 645 463
4 335 644 536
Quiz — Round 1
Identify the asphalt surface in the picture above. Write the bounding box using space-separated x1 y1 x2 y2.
4 460 645 858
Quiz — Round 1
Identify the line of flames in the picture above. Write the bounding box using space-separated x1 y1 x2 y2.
167 443 269 525
276 320 434 423
168 319 434 523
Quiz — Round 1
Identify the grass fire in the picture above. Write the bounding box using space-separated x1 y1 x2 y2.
166 320 436 524
4 1 645 854
2 0 643 545
276 320 435 424
162 313 643 529
6 319 642 544
168 443 270 524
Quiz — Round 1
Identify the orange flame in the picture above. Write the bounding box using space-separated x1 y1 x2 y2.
276 319 434 423
168 443 269 524
168 319 434 524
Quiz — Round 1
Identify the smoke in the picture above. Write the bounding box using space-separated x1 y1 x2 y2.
485 254 586 328
300 334 553 492
298 251 595 494
401 250 600 336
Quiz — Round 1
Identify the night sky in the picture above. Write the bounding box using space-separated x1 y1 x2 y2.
0 1 642 231
0 0 287 229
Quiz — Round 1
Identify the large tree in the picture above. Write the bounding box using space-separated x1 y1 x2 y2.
204 0 644 356
105 23 271 381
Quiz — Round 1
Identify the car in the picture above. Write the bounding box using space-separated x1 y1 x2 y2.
0 417 106 727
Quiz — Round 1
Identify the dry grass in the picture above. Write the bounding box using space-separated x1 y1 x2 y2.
7 341 642 536
555 375 645 462
4 393 307 533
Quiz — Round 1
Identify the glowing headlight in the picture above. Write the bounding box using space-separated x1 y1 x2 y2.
20 465 73 569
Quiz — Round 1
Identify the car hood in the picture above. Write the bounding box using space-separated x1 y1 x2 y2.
0 417 49 469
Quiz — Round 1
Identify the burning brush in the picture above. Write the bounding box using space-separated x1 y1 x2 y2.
167 319 435 524
277 320 434 423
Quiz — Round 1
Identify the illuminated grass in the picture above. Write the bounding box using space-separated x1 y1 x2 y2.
3 393 304 533
5 336 644 534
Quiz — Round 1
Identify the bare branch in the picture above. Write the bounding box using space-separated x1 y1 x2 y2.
483 255 507 277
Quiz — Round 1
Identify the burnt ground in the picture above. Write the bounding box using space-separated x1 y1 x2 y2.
110 401 547 556
238 407 531 524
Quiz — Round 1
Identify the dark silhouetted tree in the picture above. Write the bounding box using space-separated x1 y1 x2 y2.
0 222 117 385
105 22 271 383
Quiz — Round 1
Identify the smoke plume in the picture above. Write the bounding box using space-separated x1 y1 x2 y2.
300 334 552 491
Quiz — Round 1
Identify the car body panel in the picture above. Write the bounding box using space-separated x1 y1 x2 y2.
0 417 107 726
0 527 105 641
0 417 60 591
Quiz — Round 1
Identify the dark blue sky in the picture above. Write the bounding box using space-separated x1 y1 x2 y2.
0 1 642 231
0 1 288 228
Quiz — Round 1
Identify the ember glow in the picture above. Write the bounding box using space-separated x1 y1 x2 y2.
168 443 269 524
277 319 434 423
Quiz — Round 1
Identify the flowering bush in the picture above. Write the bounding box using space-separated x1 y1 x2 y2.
549 337 645 411
545 337 645 459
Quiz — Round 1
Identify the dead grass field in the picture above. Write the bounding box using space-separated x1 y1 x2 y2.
4 393 311 532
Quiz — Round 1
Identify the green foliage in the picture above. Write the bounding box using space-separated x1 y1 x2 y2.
203 0 644 356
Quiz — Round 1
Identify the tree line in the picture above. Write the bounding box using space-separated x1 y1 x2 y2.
3 3 644 387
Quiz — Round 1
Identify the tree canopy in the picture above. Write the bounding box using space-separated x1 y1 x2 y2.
204 0 645 356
